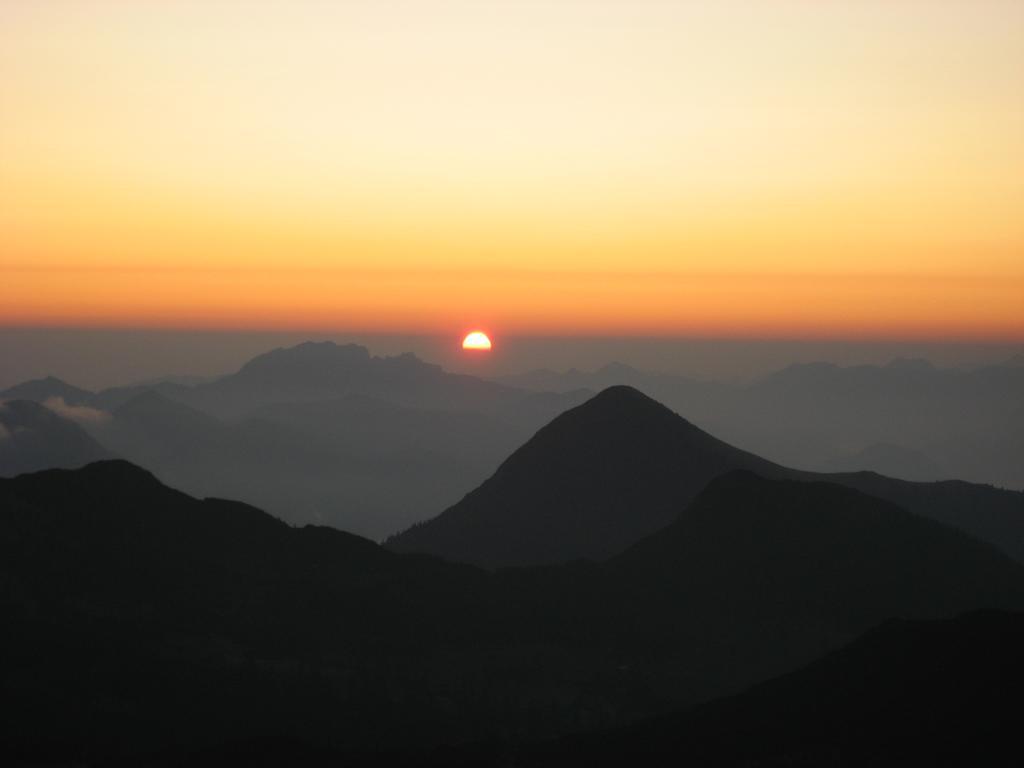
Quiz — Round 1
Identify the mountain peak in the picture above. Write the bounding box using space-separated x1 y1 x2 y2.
580 384 667 411
1 375 94 405
551 385 687 434
387 387 779 568
239 341 371 373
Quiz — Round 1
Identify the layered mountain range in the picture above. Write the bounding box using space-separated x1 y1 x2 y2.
4 344 1024 763
3 460 1022 764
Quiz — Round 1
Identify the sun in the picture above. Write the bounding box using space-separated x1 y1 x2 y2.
462 331 492 351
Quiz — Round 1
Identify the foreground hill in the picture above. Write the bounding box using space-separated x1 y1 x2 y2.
518 609 1024 767
3 462 1023 764
388 386 1024 567
0 399 111 477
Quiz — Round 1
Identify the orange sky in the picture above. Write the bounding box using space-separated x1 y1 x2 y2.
2 1 1022 340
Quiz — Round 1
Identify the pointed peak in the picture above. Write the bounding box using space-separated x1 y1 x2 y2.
2 375 93 402
584 385 668 411
536 385 696 439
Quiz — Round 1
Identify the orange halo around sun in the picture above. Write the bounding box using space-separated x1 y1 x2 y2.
462 331 492 350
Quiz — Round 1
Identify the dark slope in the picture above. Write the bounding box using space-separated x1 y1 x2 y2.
3 463 1024 764
824 471 1024 566
519 610 1024 768
0 399 112 477
387 386 782 567
594 471 1024 691
0 462 513 761
388 386 1024 567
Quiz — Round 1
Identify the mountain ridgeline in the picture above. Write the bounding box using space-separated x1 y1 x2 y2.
3 461 1023 763
387 385 1024 568
388 386 779 566
498 355 1024 490
0 398 112 477
1 342 591 539
6 343 1022 550
516 610 1024 767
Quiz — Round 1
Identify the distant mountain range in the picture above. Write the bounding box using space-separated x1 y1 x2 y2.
96 341 586 419
819 441 948 481
3 461 1022 764
496 354 1024 490
0 398 111 476
388 386 1024 567
1 342 589 538
5 343 1023 548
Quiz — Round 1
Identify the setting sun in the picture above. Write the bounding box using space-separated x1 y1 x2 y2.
462 331 492 351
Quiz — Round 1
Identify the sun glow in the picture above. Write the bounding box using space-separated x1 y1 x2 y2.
462 331 492 351
1 2 1022 340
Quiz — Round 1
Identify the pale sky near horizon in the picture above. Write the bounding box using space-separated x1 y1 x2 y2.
2 1 1022 340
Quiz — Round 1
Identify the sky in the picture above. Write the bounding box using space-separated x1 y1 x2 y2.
1 0 1023 341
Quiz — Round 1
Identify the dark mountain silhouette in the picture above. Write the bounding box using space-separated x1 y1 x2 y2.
496 356 1024 490
517 609 1024 767
388 386 1024 567
0 375 94 406
4 462 1023 765
388 386 780 566
595 471 1024 691
0 399 111 477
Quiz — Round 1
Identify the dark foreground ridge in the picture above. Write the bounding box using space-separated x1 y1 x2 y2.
514 609 1024 767
388 385 1024 567
3 461 1024 764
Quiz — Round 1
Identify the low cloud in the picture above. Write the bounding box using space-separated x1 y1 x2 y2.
43 397 111 425
0 422 9 441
